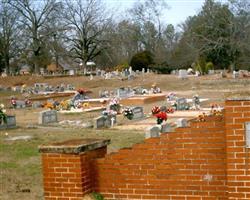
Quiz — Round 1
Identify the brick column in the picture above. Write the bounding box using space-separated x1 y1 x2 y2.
225 98 250 200
39 138 110 200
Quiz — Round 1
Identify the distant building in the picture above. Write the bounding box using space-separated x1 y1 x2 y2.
19 64 31 75
47 58 79 74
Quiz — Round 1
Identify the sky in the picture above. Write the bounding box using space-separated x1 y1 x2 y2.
105 0 207 26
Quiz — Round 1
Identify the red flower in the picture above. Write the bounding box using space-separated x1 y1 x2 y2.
77 88 92 94
152 106 160 115
154 111 167 121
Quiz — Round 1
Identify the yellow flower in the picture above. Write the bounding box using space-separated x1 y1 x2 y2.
83 103 89 107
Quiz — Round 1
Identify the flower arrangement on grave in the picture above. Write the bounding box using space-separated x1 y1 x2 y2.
154 111 167 124
210 103 222 116
59 100 71 110
10 97 17 108
166 107 174 113
197 112 206 122
77 88 87 94
82 102 90 108
102 109 117 118
0 104 7 124
123 107 133 120
43 102 54 110
109 97 121 113
151 106 160 115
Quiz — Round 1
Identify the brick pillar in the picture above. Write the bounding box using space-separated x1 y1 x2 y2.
39 138 110 200
225 98 250 200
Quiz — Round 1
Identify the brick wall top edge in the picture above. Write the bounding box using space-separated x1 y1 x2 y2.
38 138 110 154
226 97 250 101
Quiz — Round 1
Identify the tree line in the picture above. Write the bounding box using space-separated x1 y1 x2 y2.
0 0 249 74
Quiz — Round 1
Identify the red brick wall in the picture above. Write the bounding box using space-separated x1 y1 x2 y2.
41 147 107 200
225 100 250 200
40 99 250 200
93 115 228 200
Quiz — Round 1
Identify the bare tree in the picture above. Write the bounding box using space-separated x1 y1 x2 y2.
128 0 168 53
8 0 61 73
0 0 20 74
62 0 112 68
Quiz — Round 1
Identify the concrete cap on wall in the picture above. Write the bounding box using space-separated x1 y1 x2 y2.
38 138 110 154
226 97 250 101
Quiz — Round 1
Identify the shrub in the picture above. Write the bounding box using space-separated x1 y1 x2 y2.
130 51 154 71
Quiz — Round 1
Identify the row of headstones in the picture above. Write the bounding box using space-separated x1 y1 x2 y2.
12 83 75 94
38 107 144 128
145 118 188 139
0 115 16 129
12 100 43 109
95 68 151 80
94 106 144 128
176 69 216 79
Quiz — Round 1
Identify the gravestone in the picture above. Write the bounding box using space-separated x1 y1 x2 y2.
176 98 189 110
116 87 134 98
38 110 58 125
128 74 135 80
178 69 188 79
233 71 239 79
176 118 188 128
16 100 26 109
145 125 161 139
160 106 167 112
32 102 42 109
208 70 215 75
69 69 75 76
124 70 129 77
0 115 16 129
131 106 144 120
94 116 105 128
94 115 116 128
104 115 117 127
161 123 172 133
129 66 132 75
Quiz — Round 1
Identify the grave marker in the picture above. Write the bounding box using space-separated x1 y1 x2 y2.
161 123 172 133
16 100 26 109
176 118 188 128
178 69 188 79
145 125 161 139
94 115 117 128
176 98 189 110
0 115 16 129
38 110 58 125
131 106 144 120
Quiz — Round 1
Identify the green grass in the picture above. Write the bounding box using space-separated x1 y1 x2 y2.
0 161 18 169
0 127 145 199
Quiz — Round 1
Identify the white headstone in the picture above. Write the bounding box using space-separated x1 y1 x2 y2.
161 123 172 133
176 118 188 128
69 69 75 76
145 125 161 139
178 69 188 79
129 66 132 74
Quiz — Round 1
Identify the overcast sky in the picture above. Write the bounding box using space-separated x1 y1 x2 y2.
105 0 206 25
105 0 228 26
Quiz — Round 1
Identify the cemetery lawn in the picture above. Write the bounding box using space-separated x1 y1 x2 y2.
1 73 250 200
0 127 145 200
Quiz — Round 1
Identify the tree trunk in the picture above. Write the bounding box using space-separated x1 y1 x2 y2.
34 60 40 74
